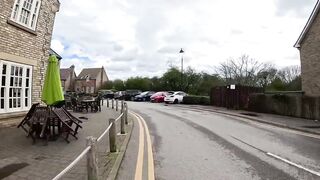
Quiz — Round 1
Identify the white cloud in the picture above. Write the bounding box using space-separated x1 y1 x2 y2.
51 39 64 55
51 0 317 80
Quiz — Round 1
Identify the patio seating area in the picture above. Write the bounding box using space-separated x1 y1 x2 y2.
0 105 122 180
66 94 102 113
17 103 83 144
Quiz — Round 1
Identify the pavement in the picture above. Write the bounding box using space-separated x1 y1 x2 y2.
0 104 124 180
175 104 320 136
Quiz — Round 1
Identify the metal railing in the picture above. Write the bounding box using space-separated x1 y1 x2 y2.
52 99 128 180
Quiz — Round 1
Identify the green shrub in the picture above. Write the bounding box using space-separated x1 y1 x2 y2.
183 95 210 105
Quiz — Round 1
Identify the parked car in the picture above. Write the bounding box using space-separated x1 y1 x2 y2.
114 91 125 100
164 91 187 104
124 90 142 101
134 91 155 101
150 92 167 103
99 89 114 99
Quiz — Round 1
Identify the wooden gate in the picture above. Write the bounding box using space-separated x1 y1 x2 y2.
210 85 263 109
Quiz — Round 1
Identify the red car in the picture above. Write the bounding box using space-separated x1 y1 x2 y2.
150 92 167 103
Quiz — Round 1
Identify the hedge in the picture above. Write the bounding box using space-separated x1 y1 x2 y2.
183 95 210 105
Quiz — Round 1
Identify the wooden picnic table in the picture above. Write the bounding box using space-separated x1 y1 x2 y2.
80 97 101 112
18 104 82 144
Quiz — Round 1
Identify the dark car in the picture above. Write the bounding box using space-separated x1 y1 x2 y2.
124 90 142 101
114 91 125 100
99 90 114 99
134 91 155 101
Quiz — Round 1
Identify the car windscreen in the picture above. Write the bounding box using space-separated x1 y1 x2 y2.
140 92 148 95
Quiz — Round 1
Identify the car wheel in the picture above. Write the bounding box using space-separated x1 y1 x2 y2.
131 97 134 101
174 99 178 104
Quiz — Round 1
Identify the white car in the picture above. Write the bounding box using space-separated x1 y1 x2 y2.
164 91 187 104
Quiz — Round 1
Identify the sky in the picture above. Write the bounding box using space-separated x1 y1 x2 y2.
51 0 317 80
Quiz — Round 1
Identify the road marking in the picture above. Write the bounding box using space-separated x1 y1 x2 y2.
135 113 155 180
267 152 320 177
133 112 144 180
231 135 320 177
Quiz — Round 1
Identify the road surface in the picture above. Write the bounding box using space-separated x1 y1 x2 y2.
117 102 320 180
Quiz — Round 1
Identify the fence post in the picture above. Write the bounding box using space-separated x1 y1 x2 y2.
107 98 109 108
116 99 118 111
121 100 124 113
112 99 114 109
124 102 128 124
86 136 99 180
109 118 117 152
120 101 125 134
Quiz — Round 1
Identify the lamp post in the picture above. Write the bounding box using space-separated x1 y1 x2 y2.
179 48 184 90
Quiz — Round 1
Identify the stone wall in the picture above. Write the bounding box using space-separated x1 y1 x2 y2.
300 11 320 96
0 0 60 106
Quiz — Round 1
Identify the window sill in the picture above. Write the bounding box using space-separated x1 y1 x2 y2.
7 19 37 36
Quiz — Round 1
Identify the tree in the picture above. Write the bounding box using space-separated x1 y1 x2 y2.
150 76 164 91
161 67 181 91
183 67 201 94
277 65 301 84
197 73 224 95
125 77 151 91
113 79 125 91
101 80 113 90
216 55 275 87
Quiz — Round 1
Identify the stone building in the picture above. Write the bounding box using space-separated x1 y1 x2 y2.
60 65 76 92
75 67 108 94
294 0 320 96
0 0 60 119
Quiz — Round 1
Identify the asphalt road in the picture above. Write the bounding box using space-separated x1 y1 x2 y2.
119 102 320 180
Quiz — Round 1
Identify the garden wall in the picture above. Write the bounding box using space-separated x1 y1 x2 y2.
248 93 320 120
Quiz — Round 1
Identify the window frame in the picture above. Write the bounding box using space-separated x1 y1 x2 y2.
0 60 33 113
10 0 42 31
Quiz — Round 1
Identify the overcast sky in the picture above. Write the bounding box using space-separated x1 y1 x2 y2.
51 0 317 80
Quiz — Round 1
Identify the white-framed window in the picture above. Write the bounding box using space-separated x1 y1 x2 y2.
0 60 32 113
10 0 41 30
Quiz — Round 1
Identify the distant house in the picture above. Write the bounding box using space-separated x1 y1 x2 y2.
60 65 76 92
294 0 320 96
75 67 108 93
0 0 60 119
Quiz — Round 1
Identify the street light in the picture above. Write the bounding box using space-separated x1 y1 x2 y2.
179 48 184 90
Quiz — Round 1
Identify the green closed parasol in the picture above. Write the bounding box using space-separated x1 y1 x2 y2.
41 55 64 105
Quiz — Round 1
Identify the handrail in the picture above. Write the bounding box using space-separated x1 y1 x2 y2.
52 146 91 180
52 100 127 180
97 123 112 142
115 113 123 122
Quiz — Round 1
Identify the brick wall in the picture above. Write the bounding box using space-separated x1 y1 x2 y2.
0 0 60 105
300 12 320 96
